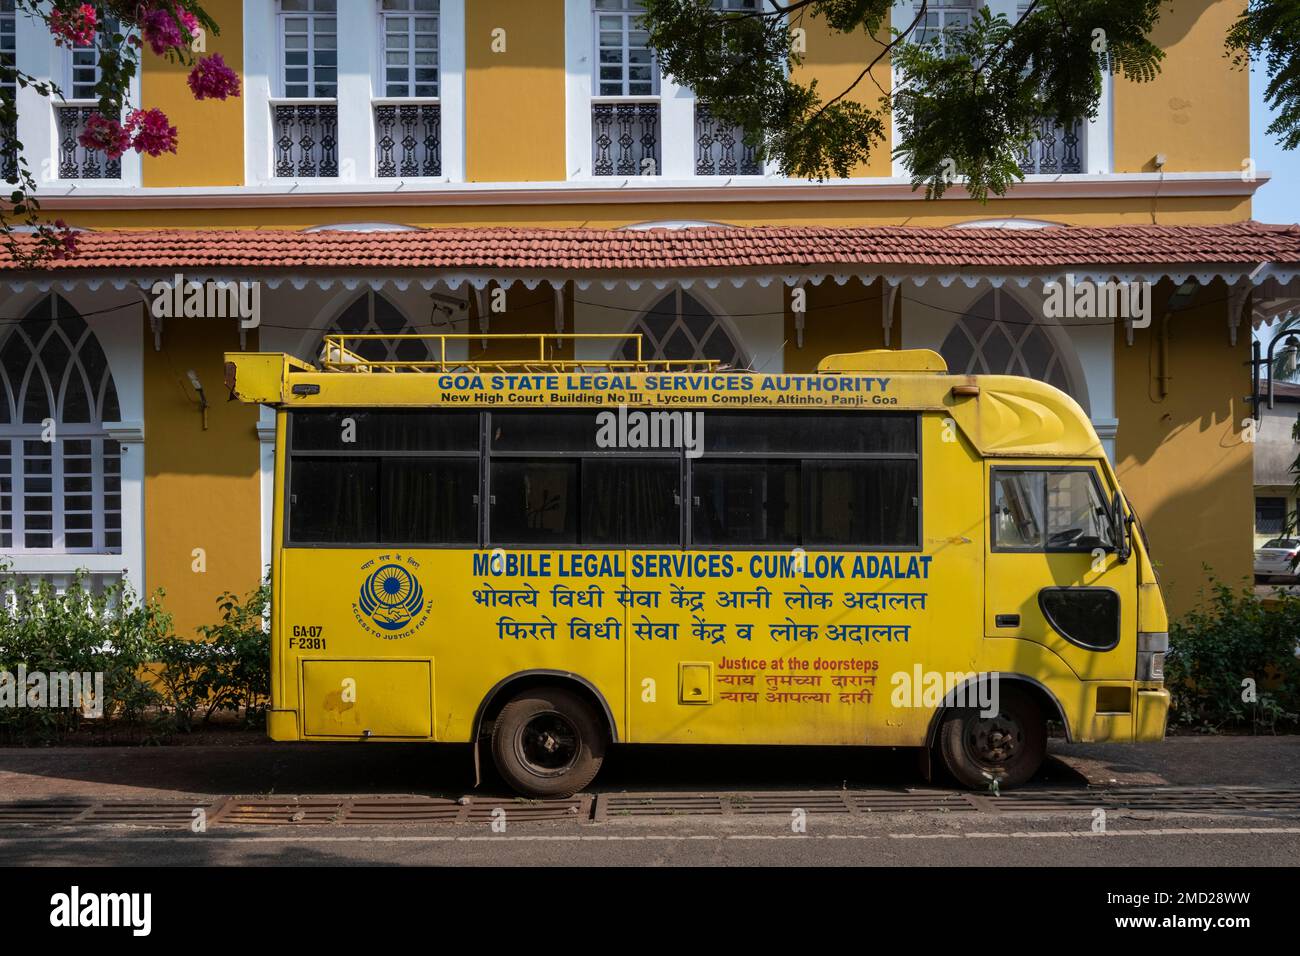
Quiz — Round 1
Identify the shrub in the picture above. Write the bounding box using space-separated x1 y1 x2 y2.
0 569 170 743
172 580 271 730
1 566 271 742
1166 580 1300 733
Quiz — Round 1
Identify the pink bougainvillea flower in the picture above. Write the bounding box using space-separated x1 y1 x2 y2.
50 3 97 48
48 220 81 261
141 3 200 55
126 108 179 155
77 113 132 159
187 53 241 100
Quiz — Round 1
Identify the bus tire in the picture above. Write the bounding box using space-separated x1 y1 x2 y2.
937 691 1045 790
490 686 607 798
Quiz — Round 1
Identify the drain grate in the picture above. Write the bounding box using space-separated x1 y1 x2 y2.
996 787 1300 817
342 800 463 825
212 800 345 826
208 795 591 826
0 801 93 825
851 791 978 813
597 795 726 819
0 788 1296 830
81 802 210 827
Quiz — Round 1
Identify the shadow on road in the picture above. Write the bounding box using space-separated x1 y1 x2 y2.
0 740 1089 801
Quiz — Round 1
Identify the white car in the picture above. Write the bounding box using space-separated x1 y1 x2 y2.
1255 538 1300 582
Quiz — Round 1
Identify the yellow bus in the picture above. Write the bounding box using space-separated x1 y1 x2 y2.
224 334 1169 796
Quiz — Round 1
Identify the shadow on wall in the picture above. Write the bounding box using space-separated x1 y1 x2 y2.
1112 279 1254 616
141 312 262 636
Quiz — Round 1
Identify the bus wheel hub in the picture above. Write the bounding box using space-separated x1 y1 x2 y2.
972 718 1019 761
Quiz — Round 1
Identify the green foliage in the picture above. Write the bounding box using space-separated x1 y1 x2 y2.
637 0 1300 200
1166 580 1300 733
641 0 890 179
0 570 169 743
159 580 271 732
1227 0 1300 152
2 2 225 264
0 566 270 743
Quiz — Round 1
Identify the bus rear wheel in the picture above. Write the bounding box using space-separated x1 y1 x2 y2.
490 686 607 798
937 692 1045 790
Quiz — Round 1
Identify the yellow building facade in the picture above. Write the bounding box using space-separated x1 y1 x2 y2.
0 0 1291 633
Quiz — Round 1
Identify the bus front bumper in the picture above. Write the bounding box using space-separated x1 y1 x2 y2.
1134 687 1170 742
268 709 299 741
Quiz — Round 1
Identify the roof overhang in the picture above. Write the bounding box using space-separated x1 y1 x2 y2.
4 222 1299 298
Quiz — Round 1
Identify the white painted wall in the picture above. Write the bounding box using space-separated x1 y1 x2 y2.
243 0 464 187
14 14 142 188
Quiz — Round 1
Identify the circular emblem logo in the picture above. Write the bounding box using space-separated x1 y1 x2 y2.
358 563 425 632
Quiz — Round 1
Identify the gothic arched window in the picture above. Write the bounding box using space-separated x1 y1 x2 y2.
320 290 434 366
940 288 1077 399
0 295 122 552
620 290 747 367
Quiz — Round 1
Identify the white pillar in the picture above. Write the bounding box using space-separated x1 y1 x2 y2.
258 410 277 581
440 0 466 183
565 0 594 179
334 0 374 184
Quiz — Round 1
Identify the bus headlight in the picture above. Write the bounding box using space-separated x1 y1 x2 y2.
1137 631 1168 682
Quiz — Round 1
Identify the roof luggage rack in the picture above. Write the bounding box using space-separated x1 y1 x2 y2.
318 333 723 374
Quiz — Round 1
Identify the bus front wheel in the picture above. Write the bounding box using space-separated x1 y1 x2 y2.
490 686 607 798
937 692 1046 790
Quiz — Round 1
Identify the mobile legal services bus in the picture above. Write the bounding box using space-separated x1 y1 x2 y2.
224 334 1170 796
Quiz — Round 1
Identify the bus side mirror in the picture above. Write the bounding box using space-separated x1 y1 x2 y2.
1112 491 1132 564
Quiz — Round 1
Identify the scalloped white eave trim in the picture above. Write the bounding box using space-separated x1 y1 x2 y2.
5 266 1299 295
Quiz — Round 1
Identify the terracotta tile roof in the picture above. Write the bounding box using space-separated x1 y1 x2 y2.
6 221 1300 273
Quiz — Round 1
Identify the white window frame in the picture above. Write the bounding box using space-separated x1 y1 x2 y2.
914 0 975 55
277 0 338 100
592 0 659 98
377 0 440 100
1 431 121 555
0 289 144 596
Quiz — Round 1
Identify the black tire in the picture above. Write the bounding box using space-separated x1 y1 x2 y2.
490 686 607 798
937 691 1046 790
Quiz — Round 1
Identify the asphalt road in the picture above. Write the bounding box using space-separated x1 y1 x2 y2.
2 816 1297 867
1 736 1297 866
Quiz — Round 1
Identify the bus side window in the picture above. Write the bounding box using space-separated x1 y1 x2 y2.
1045 471 1115 552
992 471 1045 550
993 468 1116 553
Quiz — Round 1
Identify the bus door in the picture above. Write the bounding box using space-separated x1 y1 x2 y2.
983 461 1137 681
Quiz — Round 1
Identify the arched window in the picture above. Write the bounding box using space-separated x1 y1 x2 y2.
620 290 747 367
940 288 1078 400
320 290 434 366
0 295 121 552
